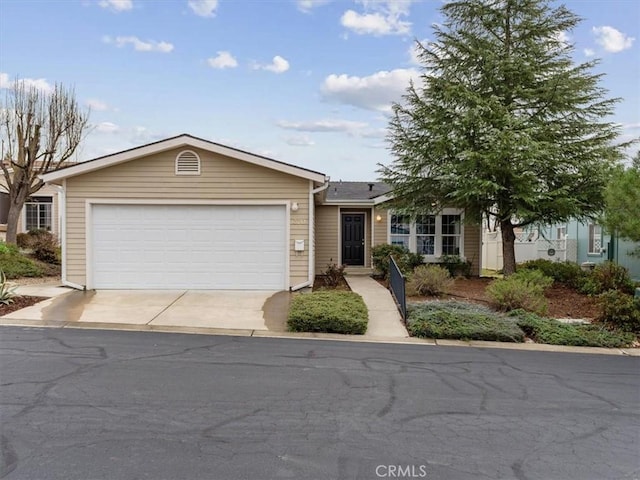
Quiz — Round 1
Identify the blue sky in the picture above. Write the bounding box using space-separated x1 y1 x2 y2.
1 0 638 180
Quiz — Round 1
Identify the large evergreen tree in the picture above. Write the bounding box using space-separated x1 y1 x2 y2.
379 0 628 275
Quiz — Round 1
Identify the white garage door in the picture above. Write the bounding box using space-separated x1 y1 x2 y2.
90 204 287 290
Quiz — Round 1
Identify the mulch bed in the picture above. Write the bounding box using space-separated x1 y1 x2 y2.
313 275 351 291
0 296 48 316
403 276 600 320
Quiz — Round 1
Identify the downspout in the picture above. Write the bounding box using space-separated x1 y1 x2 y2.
291 178 330 291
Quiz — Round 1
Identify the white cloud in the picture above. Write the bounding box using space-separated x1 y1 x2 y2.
321 68 419 112
95 121 120 133
86 98 110 111
103 35 174 53
296 0 331 13
340 0 413 36
188 0 218 17
583 48 595 57
207 51 238 69
98 0 133 12
277 119 368 133
284 135 315 146
253 55 290 74
0 72 54 93
592 26 634 53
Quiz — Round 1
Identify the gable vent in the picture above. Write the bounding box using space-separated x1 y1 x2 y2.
175 150 201 175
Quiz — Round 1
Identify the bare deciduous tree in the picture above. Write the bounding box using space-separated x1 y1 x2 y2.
1 79 89 243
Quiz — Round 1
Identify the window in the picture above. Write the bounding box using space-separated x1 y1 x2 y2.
588 224 602 254
416 215 435 255
25 197 52 231
390 214 410 248
441 214 461 255
556 227 566 240
388 210 464 258
175 150 201 175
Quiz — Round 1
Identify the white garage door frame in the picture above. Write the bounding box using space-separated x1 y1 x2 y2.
85 198 291 290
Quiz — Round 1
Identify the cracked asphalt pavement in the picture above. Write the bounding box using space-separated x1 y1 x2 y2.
1 326 639 480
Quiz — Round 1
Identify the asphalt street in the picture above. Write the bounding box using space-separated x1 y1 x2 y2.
1 326 638 480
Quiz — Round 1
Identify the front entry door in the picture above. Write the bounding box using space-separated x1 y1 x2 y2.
342 213 365 266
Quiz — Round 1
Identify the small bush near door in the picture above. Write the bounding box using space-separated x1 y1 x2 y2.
372 244 423 279
288 291 368 334
406 265 453 296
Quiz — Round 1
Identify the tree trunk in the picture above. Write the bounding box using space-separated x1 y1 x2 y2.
5 189 29 244
501 219 517 276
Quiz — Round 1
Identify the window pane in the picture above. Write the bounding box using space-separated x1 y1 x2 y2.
390 236 409 248
40 204 52 230
417 235 434 255
588 224 601 253
26 204 38 231
442 236 460 255
442 215 460 234
390 215 410 235
416 215 435 235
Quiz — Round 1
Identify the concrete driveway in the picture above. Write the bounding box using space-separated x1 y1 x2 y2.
2 289 289 331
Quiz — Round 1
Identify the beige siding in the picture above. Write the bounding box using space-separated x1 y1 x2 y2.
65 147 311 288
372 206 388 247
315 205 339 273
464 222 481 276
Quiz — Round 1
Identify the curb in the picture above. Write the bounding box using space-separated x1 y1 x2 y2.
1 318 638 356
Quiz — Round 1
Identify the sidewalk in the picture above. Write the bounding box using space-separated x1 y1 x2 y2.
344 275 409 339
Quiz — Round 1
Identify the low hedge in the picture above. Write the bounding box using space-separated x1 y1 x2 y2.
0 242 45 279
511 310 636 348
288 291 368 335
407 301 525 342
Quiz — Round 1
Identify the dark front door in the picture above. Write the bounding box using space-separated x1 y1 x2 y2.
342 213 365 266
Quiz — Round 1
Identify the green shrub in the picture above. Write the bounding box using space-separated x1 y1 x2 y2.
288 291 368 334
518 259 586 288
407 265 453 296
0 248 44 278
596 290 640 334
512 310 636 348
579 261 634 295
438 255 473 277
0 241 20 255
0 270 19 305
486 276 548 314
511 269 554 291
408 301 525 342
321 262 346 288
372 244 423 279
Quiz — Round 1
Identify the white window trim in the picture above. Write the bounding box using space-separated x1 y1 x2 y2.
22 198 53 232
387 208 465 260
175 150 201 176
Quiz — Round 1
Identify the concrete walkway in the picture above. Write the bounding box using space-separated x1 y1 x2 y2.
344 275 409 339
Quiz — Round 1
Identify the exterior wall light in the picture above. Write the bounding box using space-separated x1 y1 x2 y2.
291 202 299 212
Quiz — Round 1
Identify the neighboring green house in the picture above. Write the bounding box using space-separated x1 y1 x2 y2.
483 219 640 281
542 220 640 281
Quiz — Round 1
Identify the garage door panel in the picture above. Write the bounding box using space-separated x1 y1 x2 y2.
91 204 287 290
